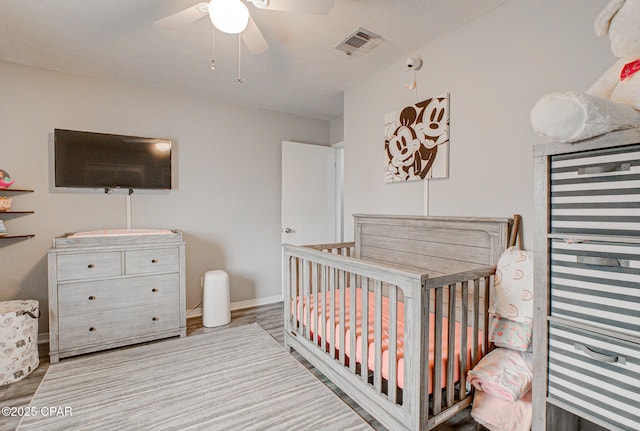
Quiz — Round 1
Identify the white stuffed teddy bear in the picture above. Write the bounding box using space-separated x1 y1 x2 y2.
530 0 640 143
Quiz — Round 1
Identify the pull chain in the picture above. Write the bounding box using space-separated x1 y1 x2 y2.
211 27 216 70
235 34 243 83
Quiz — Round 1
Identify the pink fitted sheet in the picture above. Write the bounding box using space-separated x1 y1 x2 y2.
294 287 478 394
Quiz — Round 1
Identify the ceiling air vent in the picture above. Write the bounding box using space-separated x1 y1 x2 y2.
335 27 381 56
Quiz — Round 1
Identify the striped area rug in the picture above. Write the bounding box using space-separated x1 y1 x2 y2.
18 324 372 431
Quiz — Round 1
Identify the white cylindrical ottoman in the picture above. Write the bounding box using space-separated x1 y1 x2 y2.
0 300 39 385
202 270 231 328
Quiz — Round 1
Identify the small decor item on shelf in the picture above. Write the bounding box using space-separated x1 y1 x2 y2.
0 197 12 211
0 170 14 189
0 220 6 237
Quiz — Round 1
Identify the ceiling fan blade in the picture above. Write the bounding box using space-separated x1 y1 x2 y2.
242 17 269 54
155 2 209 29
249 0 333 15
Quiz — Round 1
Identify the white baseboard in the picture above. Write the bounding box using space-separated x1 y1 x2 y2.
187 294 282 319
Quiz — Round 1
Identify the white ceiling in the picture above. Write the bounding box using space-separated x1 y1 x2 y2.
0 0 508 120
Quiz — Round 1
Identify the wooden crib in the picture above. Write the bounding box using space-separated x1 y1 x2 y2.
283 215 514 430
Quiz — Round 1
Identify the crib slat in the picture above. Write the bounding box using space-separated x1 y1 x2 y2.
482 275 491 355
349 273 357 374
298 259 304 335
460 280 469 400
361 277 369 383
339 269 346 365
291 256 297 331
420 285 431 428
315 264 320 346
304 260 310 339
320 264 327 351
446 283 456 407
374 280 383 393
330 268 336 359
472 278 480 368
388 285 398 404
312 262 319 346
433 285 444 416
318 264 331 352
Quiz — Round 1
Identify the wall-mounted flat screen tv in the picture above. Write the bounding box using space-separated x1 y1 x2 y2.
54 129 172 190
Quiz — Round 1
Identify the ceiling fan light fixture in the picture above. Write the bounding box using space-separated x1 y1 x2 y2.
208 0 250 34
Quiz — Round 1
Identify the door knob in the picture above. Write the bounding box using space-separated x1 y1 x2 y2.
283 227 293 233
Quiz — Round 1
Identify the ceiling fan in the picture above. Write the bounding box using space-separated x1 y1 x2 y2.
155 0 334 55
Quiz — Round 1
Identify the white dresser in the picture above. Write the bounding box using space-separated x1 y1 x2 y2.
533 129 640 431
47 230 186 363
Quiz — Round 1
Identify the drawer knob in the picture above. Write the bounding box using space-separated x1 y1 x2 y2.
88 295 96 301
574 343 626 364
152 288 158 293
87 264 95 269
89 327 96 332
151 259 158 264
152 317 159 322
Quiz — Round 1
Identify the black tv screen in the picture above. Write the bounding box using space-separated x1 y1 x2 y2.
54 129 172 190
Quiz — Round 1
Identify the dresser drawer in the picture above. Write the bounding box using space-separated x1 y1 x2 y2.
56 252 122 281
58 274 180 317
548 322 640 431
550 239 640 336
550 144 640 238
58 302 180 350
125 248 179 275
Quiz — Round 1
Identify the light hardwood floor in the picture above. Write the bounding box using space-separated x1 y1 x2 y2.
0 302 484 431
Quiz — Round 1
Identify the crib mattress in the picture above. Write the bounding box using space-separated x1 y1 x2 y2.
295 287 477 394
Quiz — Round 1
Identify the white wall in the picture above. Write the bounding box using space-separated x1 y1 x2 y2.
0 62 329 330
344 0 614 246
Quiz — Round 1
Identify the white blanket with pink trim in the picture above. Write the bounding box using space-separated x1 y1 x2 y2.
467 348 532 401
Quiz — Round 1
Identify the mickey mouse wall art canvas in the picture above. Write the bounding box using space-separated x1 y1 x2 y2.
384 93 449 183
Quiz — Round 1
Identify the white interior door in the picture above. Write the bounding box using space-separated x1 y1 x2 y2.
282 141 337 245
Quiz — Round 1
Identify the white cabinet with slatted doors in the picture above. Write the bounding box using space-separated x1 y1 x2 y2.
47 231 186 363
550 239 640 338
549 143 640 238
533 128 640 431
548 322 639 431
